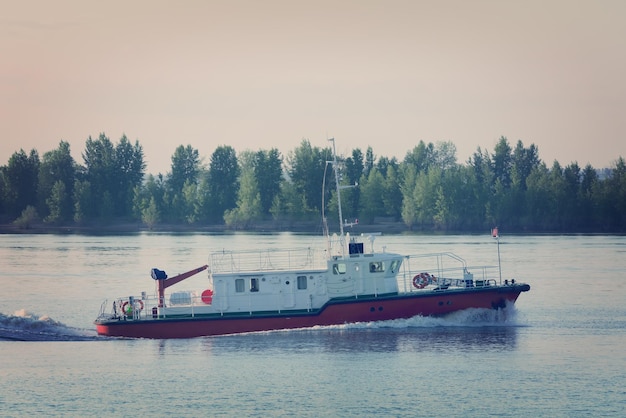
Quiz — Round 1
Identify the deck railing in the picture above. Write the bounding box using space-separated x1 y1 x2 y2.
399 252 500 293
209 247 328 274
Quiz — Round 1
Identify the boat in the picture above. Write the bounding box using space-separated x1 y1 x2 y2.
94 139 530 339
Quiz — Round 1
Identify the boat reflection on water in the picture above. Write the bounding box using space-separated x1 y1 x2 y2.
153 307 523 356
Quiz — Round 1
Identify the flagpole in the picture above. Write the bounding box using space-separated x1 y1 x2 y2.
493 227 502 284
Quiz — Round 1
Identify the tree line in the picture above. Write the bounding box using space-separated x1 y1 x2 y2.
1 133 625 232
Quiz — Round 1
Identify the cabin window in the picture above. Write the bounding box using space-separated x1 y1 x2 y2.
369 261 385 273
349 242 364 254
297 275 307 290
250 277 259 292
389 260 400 273
332 263 347 275
235 278 245 293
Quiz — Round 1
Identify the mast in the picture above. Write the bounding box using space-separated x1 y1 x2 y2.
323 138 358 257
329 138 345 237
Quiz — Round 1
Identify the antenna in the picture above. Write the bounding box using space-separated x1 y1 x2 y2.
321 159 331 254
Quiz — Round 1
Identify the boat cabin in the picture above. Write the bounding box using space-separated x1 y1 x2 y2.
203 248 404 315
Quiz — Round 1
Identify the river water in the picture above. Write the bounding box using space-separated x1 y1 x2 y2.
0 232 625 417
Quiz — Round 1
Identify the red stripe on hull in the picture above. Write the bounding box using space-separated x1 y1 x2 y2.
96 287 525 339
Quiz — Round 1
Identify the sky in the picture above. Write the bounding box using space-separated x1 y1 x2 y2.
2 0 625 175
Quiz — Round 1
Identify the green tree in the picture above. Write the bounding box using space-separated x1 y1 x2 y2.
492 136 513 189
203 145 240 223
101 191 115 222
81 133 145 221
270 180 316 224
548 161 568 230
413 168 439 228
579 164 599 229
511 140 540 190
44 180 67 224
13 205 38 229
562 162 582 228
141 196 160 229
0 174 5 216
401 146 452 230
166 145 201 223
73 179 91 224
254 148 283 217
114 135 146 217
133 174 166 222
508 141 540 229
364 146 375 178
169 145 201 192
82 133 116 219
432 165 479 230
404 141 435 174
358 168 385 223
525 162 551 230
488 137 517 227
400 165 418 228
2 149 40 218
345 148 364 184
287 139 332 216
468 147 492 226
458 164 486 230
433 141 457 170
37 141 75 222
181 180 199 224
224 151 262 228
381 162 402 219
343 148 364 218
605 157 626 230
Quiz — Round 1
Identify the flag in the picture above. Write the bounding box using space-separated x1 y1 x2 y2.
492 227 499 238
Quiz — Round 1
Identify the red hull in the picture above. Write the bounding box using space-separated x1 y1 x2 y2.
96 285 529 339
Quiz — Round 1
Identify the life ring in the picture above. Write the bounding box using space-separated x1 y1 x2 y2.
201 289 214 304
412 272 431 289
122 300 144 315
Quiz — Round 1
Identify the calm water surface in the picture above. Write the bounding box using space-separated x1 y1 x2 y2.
1 233 625 417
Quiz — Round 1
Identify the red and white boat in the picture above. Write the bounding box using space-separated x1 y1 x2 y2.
95 140 530 339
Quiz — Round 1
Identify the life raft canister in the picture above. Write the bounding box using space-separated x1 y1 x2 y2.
412 272 432 289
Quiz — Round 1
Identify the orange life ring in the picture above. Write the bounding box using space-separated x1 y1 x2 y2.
412 272 431 289
122 299 144 315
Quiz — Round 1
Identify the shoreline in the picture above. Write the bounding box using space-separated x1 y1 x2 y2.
2 221 619 236
0 219 412 235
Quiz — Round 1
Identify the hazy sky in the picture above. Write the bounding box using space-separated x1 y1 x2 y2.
2 0 625 174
